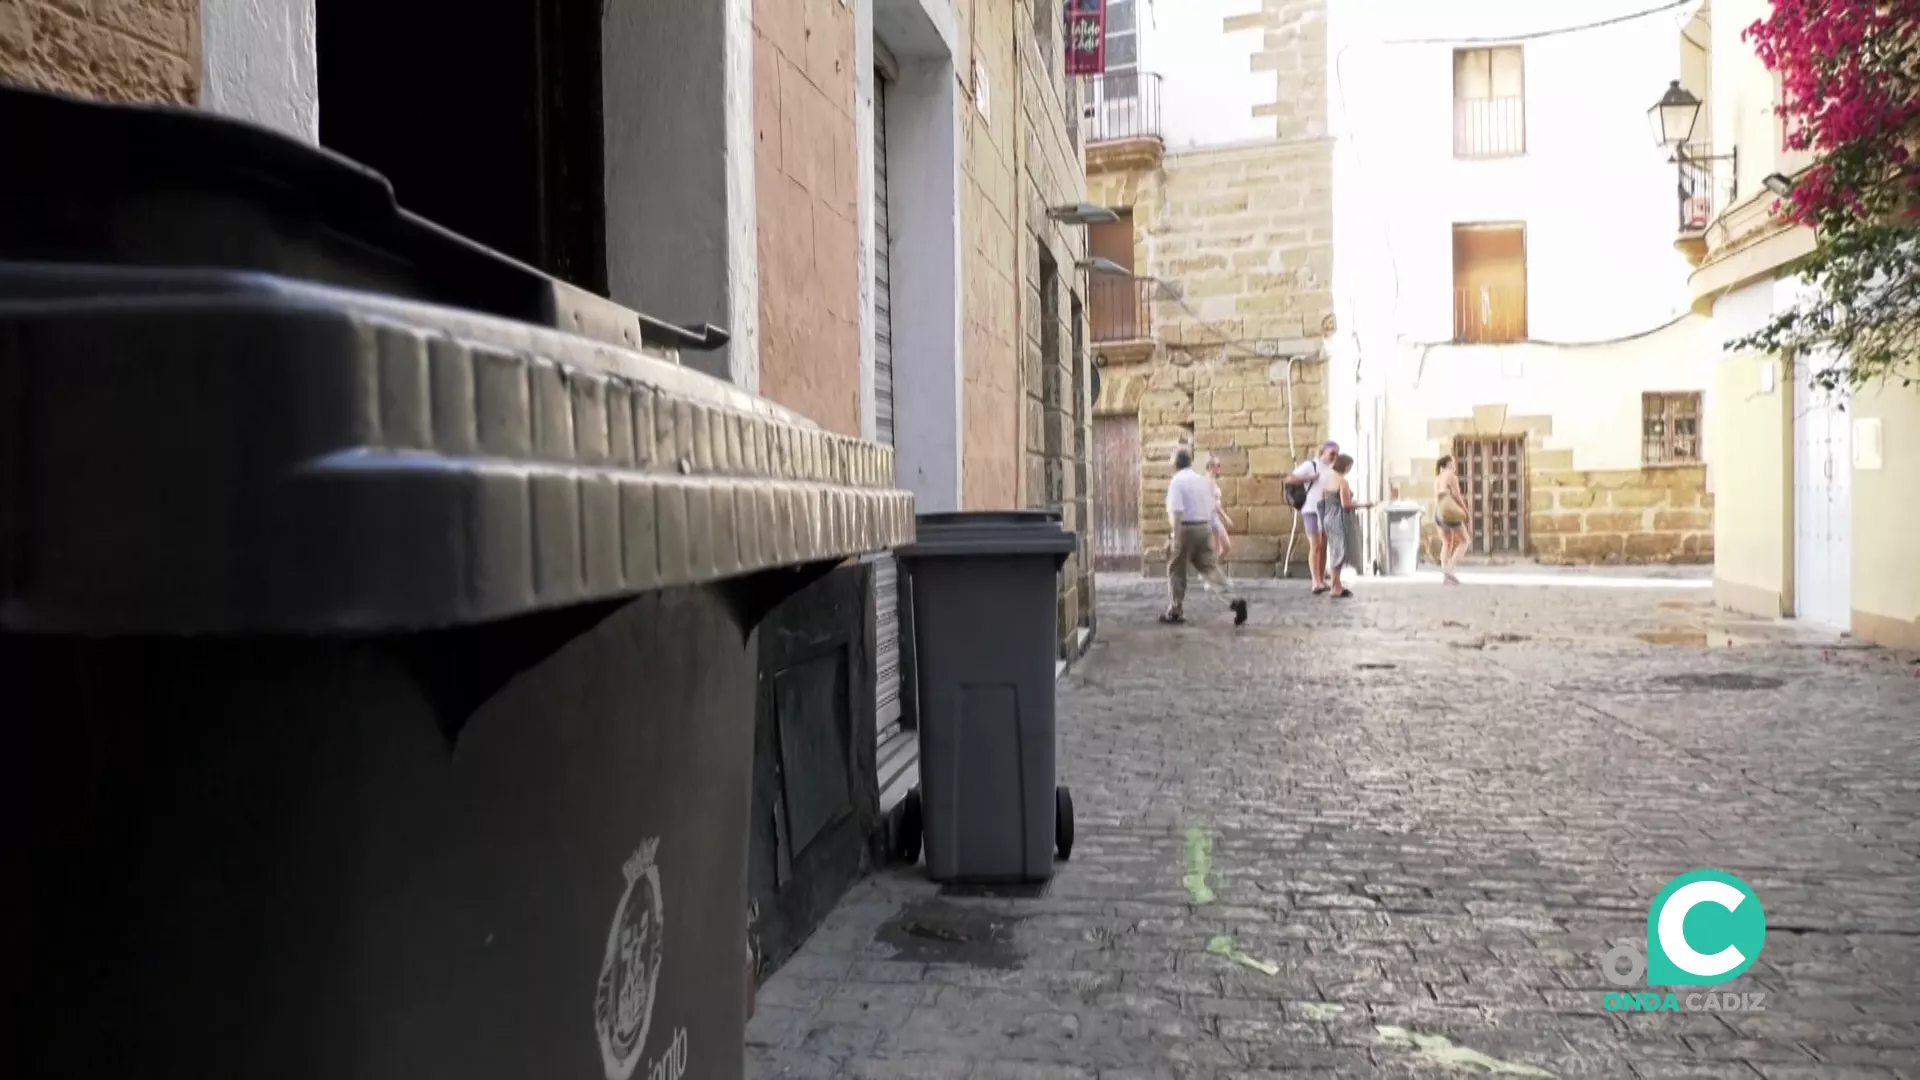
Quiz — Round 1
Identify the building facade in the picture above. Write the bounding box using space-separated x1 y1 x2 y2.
1083 0 1337 579
1333 0 1718 567
2 0 1095 982
1685 0 1920 649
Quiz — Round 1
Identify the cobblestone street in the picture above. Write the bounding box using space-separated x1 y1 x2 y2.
748 571 1920 1080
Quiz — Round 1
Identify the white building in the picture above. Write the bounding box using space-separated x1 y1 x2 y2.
1330 0 1722 564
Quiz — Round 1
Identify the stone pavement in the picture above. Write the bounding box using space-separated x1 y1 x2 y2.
748 571 1920 1080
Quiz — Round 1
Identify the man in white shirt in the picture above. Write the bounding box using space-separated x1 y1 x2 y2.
1283 440 1340 594
1162 447 1249 626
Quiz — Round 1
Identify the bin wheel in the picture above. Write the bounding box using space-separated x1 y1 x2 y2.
894 787 923 865
1055 785 1075 861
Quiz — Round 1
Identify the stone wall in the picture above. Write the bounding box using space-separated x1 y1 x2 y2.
1151 141 1334 349
1409 405 1714 566
1086 142 1335 577
955 0 1021 509
1079 0 1337 578
1117 351 1328 577
1529 468 1714 565
1017 0 1093 652
1 0 198 104
754 0 861 436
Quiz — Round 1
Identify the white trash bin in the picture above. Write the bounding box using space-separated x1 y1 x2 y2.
1386 500 1424 576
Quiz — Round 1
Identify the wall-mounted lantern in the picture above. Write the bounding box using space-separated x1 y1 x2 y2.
1647 80 1703 151
1649 79 1737 231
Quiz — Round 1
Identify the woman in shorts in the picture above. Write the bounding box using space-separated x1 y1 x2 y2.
1433 455 1472 585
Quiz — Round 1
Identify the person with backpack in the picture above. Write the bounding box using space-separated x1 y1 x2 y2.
1283 441 1341 594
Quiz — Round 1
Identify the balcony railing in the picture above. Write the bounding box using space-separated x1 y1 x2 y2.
1452 285 1527 344
1453 96 1525 159
1081 71 1162 145
1090 276 1153 342
1675 143 1735 233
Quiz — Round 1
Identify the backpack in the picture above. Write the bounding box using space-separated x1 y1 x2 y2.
1285 462 1318 512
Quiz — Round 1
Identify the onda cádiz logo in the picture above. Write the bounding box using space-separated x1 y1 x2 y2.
1600 869 1769 1014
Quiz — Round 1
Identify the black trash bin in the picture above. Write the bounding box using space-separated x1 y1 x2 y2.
895 511 1078 884
0 86 912 1080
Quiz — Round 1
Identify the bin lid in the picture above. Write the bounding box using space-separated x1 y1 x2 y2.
1385 500 1425 518
900 511 1077 563
0 264 915 635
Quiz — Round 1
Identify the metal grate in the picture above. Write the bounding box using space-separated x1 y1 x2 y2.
1453 435 1528 555
1642 391 1702 465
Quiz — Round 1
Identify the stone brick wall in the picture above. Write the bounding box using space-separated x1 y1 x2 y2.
1236 0 1328 141
1085 142 1335 579
1079 0 1336 578
1408 405 1714 566
1017 0 1093 652
1 0 198 104
1530 468 1714 565
1150 141 1334 350
1115 351 1328 577
754 0 861 436
955 0 1021 509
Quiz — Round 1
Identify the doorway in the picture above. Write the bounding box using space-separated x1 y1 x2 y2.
1794 356 1853 629
1088 213 1140 341
315 0 607 293
1452 434 1528 555
1094 414 1143 570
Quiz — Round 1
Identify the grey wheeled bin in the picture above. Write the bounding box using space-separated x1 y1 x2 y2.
0 84 914 1080
895 511 1078 884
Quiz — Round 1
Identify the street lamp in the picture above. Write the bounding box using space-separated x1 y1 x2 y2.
1075 256 1130 276
1047 203 1121 226
1648 79 1737 207
1647 80 1702 152
1763 172 1796 198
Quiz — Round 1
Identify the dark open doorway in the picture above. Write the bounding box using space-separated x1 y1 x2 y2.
316 0 607 294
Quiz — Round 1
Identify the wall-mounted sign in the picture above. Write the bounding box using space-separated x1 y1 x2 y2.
1065 0 1107 77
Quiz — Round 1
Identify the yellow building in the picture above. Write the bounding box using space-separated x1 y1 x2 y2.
1685 0 1920 649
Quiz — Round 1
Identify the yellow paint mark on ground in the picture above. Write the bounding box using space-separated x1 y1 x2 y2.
1183 828 1215 904
1375 1026 1557 1077
1204 935 1279 976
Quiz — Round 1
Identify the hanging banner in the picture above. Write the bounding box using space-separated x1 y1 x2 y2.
1065 0 1107 76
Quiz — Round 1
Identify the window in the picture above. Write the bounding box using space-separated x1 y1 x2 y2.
1101 0 1139 100
1643 392 1703 465
1453 46 1525 159
1452 223 1527 344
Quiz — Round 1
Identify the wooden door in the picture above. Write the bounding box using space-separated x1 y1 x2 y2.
1093 415 1142 570
1088 215 1138 340
1452 435 1527 555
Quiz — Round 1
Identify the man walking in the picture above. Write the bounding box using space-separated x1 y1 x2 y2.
1284 440 1340 595
1161 447 1249 626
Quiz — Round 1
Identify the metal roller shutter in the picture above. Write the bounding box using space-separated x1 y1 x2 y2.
871 63 913 810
